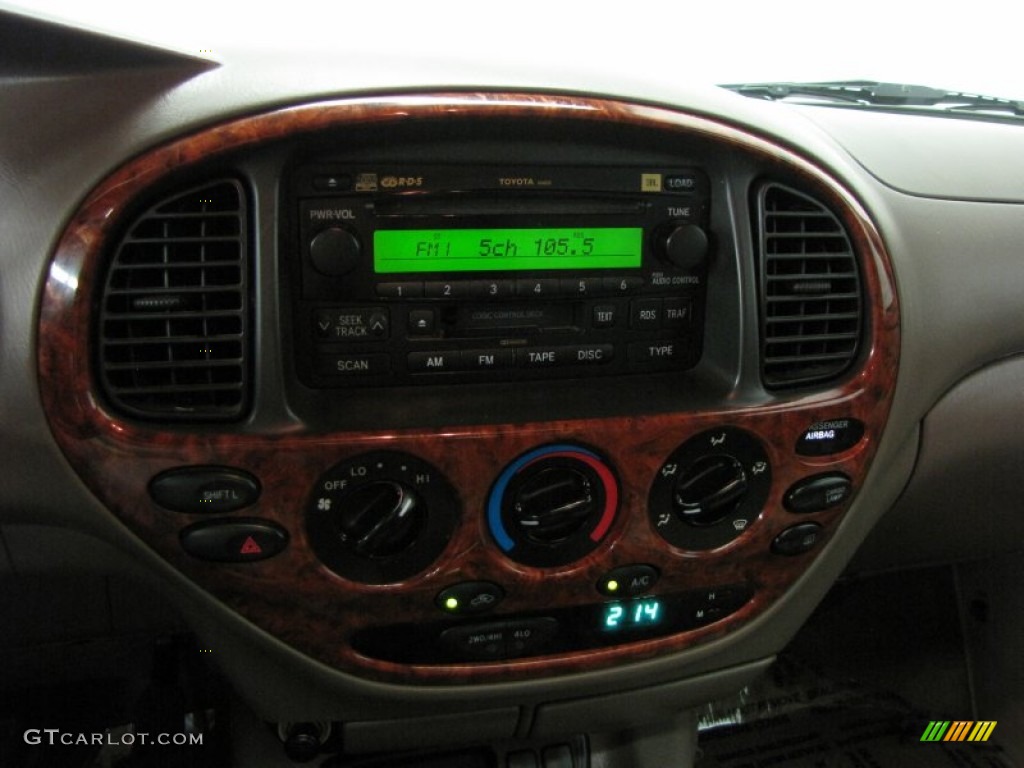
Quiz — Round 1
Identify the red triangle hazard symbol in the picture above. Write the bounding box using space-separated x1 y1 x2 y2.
239 536 263 555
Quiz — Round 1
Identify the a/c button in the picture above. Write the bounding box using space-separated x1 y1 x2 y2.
598 564 660 596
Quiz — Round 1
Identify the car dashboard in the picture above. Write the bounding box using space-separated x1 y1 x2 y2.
4 10 1024 767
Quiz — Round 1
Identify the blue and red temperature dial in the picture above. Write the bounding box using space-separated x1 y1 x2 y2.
487 444 619 567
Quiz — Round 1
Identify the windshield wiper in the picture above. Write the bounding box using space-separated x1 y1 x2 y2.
723 80 1024 119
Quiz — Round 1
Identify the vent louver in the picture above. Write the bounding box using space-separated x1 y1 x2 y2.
98 179 250 421
757 183 862 387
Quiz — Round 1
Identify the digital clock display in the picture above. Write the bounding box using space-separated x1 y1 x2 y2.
373 227 643 273
601 598 663 632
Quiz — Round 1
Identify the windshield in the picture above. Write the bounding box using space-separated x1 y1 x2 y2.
6 0 1022 103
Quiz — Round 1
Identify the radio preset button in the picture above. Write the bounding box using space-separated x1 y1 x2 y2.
461 349 514 370
466 279 515 299
425 281 475 299
516 278 560 298
408 351 461 373
631 298 663 329
603 277 644 295
309 227 361 277
376 282 423 299
560 277 602 297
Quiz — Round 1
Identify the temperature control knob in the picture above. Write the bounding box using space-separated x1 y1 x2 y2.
307 452 459 584
659 223 709 271
489 444 619 567
512 466 596 545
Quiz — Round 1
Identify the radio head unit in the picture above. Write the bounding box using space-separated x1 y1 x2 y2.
289 164 711 388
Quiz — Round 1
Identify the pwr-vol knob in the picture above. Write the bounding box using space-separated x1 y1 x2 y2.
649 428 771 551
488 445 619 567
307 451 459 584
309 227 360 276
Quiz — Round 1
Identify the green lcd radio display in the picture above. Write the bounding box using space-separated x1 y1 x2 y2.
373 227 644 274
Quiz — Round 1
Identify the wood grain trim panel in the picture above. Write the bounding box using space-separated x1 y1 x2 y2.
38 92 899 685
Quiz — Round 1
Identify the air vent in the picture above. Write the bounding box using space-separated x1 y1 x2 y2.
757 183 862 387
98 179 250 421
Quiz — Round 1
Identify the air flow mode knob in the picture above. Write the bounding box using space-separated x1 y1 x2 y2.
674 455 748 526
649 428 771 551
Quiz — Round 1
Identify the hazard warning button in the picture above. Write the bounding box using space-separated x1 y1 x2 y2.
180 518 288 562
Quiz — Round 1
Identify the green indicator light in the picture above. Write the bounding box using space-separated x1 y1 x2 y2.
606 579 620 593
374 227 643 274
444 597 459 611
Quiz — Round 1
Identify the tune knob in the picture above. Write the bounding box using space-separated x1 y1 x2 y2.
660 223 709 271
309 227 361 276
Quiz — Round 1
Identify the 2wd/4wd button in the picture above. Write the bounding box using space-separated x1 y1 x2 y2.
439 622 510 661
180 518 288 562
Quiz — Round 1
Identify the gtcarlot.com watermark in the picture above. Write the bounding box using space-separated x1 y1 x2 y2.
24 728 203 747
